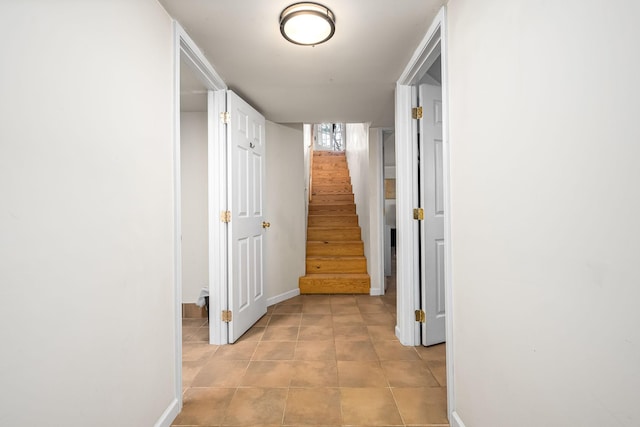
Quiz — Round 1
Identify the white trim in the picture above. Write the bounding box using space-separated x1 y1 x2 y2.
172 20 229 421
451 411 467 427
267 288 301 307
439 7 456 420
370 288 384 296
397 9 444 85
177 25 226 90
154 398 180 427
394 83 419 346
369 128 386 296
207 89 229 345
395 6 457 423
171 20 183 416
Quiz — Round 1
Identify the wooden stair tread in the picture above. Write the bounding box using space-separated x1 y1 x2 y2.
314 152 345 156
308 214 356 218
299 274 370 294
311 194 354 200
306 255 366 259
308 221 358 227
309 209 356 213
307 240 363 244
303 273 370 279
301 149 369 294
309 208 357 214
309 201 356 205
305 257 367 273
306 240 364 246
307 225 360 229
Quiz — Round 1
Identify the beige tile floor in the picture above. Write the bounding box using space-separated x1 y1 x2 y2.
175 279 448 427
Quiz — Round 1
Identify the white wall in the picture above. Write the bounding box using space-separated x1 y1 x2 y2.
383 131 397 228
367 129 385 295
265 121 306 303
383 131 396 167
0 2 176 426
447 0 640 425
303 124 312 222
345 123 373 279
382 131 396 277
180 112 208 303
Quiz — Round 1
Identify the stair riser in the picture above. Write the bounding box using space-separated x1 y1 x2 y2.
311 179 351 186
307 228 361 241
313 151 345 156
306 242 364 256
313 154 345 159
312 168 349 174
312 192 353 197
312 164 348 172
313 157 347 163
309 205 356 214
312 178 351 186
308 216 358 227
312 165 347 171
312 180 353 193
313 166 349 172
311 194 354 202
299 277 370 294
306 258 367 274
311 185 353 196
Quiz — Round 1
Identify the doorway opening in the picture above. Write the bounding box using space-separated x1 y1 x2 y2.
395 6 456 422
415 53 446 347
382 129 396 292
172 23 229 413
179 53 210 342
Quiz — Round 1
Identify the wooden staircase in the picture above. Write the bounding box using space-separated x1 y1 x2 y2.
299 151 370 294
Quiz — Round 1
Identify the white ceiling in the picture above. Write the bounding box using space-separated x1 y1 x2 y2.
162 0 446 126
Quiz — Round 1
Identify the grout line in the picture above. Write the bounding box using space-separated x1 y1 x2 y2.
178 279 448 427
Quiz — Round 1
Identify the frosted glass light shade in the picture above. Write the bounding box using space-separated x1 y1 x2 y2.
280 2 335 46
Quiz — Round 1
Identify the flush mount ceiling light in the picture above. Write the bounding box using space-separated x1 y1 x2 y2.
280 2 335 46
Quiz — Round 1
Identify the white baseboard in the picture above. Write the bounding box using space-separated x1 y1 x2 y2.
154 397 180 427
267 288 300 306
451 411 466 427
369 287 383 296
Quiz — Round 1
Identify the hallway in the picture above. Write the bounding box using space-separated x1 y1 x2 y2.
176 279 448 426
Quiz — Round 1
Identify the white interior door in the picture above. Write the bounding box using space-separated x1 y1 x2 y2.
227 90 267 343
418 83 446 346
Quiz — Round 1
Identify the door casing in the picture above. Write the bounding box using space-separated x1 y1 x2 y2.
172 22 227 415
394 6 459 425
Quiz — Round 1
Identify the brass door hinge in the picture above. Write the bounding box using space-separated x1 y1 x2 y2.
220 111 230 124
220 210 231 223
221 310 232 323
413 208 424 220
412 106 423 120
415 309 426 323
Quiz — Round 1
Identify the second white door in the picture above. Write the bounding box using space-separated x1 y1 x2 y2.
227 90 267 343
418 83 446 346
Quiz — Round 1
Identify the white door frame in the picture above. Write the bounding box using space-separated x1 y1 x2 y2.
394 7 460 425
369 127 392 296
172 21 227 413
